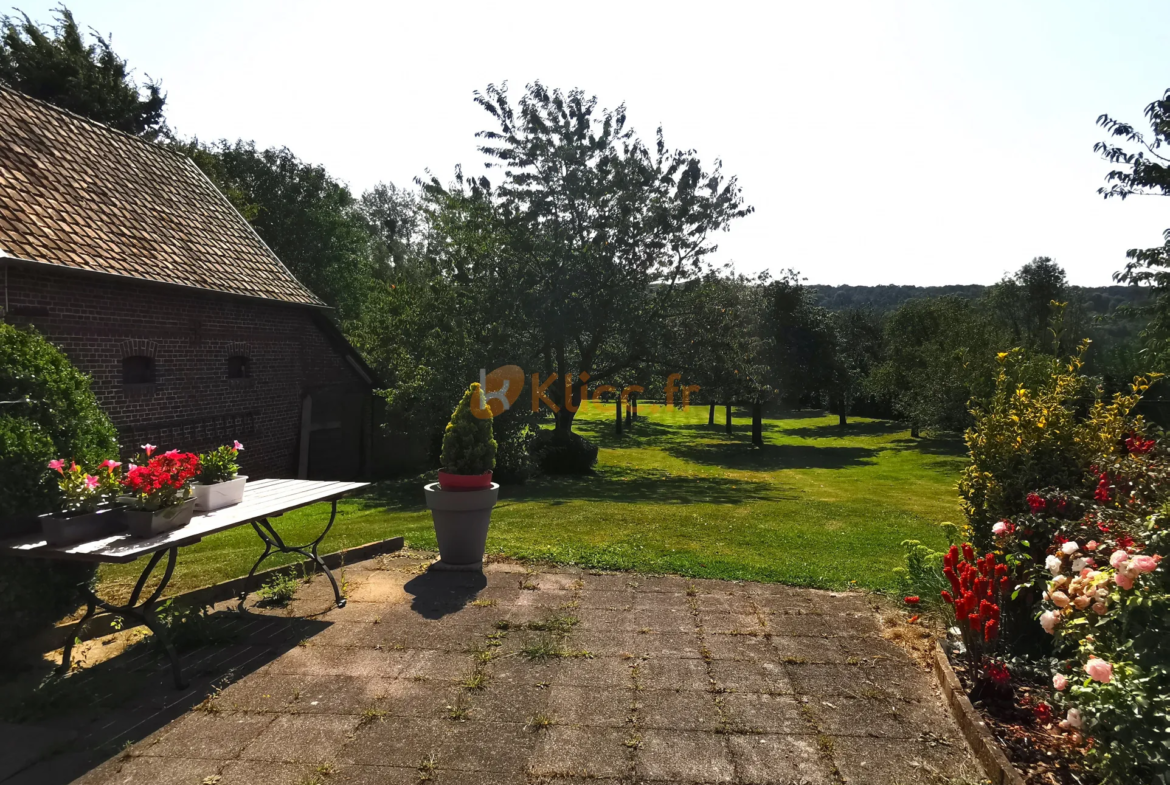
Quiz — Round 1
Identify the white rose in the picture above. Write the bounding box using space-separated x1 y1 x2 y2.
1046 555 1063 576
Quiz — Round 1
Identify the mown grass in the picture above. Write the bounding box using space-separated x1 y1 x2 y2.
100 402 965 598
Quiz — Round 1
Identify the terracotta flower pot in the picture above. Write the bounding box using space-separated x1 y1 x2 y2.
437 470 493 491
192 475 248 511
424 482 499 569
124 498 196 538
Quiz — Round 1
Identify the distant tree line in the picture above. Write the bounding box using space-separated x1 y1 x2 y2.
4 6 1169 478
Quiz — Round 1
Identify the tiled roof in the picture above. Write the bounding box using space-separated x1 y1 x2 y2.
0 85 324 306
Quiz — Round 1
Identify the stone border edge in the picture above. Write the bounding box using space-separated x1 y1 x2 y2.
28 535 405 656
931 640 1027 785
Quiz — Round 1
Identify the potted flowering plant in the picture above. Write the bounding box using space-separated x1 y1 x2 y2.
192 440 247 511
424 383 499 569
40 458 125 545
120 445 201 537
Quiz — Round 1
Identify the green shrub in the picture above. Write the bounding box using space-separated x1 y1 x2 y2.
440 383 497 475
531 428 598 474
196 442 242 484
0 324 118 656
256 572 302 606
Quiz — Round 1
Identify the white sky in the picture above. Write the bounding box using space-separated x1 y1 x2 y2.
14 0 1170 285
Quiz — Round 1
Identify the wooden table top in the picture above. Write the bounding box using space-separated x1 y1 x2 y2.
0 478 369 564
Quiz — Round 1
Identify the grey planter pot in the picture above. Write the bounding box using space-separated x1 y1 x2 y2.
124 498 196 538
40 506 125 546
424 482 499 569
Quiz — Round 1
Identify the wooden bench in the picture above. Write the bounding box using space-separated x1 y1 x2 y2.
1 478 369 687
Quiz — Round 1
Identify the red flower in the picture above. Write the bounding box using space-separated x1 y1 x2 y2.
940 590 954 605
987 661 1010 686
1027 493 1047 514
904 596 920 605
1094 474 1111 502
1125 434 1155 455
1116 534 1135 550
1034 702 1053 724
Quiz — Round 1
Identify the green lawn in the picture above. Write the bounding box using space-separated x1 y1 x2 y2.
100 402 965 598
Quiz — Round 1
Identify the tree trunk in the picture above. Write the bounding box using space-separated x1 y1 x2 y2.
615 396 623 435
725 403 732 434
555 405 577 437
632 394 638 421
751 403 763 447
837 397 847 427
910 424 920 438
625 400 632 426
708 402 715 426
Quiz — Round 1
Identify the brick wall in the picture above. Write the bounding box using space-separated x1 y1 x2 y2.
3 264 371 478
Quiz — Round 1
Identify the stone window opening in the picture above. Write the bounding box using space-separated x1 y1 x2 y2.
227 355 251 379
122 355 156 385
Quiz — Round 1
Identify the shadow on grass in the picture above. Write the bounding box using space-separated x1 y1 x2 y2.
780 420 910 439
889 436 967 457
357 466 789 510
662 440 879 471
0 610 326 784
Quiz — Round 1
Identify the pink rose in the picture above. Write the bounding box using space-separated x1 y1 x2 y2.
1085 657 1113 683
1053 673 1068 691
1040 611 1060 634
1115 571 1134 590
1132 555 1158 573
1066 708 1082 729
1110 550 1130 569
1073 596 1091 610
1085 540 1098 551
1092 601 1108 615
1050 591 1071 608
992 521 1009 537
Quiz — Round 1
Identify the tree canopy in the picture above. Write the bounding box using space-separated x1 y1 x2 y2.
0 5 166 137
422 82 753 436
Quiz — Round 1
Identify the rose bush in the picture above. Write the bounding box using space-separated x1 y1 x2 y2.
919 337 1170 783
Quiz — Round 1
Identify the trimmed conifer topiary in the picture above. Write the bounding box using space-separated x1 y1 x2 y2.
440 383 497 475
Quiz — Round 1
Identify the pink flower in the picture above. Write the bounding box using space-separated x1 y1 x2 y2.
128 463 138 472
1073 595 1091 610
47 459 65 473
1053 673 1068 691
163 449 180 458
1066 708 1082 729
1085 540 1099 551
233 440 244 451
1085 657 1113 683
1132 555 1158 573
992 521 1011 537
1115 571 1134 590
142 444 156 456
1110 550 1130 569
100 459 122 473
84 475 100 489
1092 601 1108 615
1040 611 1060 634
1050 591 1071 608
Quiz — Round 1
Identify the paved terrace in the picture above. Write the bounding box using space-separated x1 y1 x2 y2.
5 553 980 785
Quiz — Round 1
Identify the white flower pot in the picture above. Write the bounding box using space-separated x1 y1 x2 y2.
39 506 125 546
424 482 499 569
192 475 248 511
124 498 196 538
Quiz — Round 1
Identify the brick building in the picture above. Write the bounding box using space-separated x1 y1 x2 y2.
0 85 377 479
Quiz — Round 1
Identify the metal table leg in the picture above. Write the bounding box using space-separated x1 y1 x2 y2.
58 547 186 688
238 499 345 610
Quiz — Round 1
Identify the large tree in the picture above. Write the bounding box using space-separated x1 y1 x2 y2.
986 257 1084 353
423 82 752 438
1096 88 1170 366
0 5 166 137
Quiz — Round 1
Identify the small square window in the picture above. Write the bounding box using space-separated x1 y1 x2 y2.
228 355 251 379
122 356 155 385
